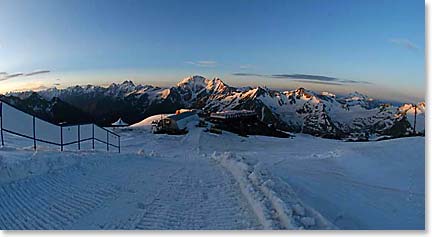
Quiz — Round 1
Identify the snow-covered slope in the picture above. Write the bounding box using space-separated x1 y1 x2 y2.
130 114 173 130
0 120 424 230
199 130 425 230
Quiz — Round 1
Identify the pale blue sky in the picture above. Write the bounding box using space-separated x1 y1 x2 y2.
0 0 425 102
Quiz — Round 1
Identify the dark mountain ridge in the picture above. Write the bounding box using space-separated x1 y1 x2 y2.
3 76 425 140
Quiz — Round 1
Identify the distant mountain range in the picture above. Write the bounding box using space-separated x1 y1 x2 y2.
1 75 425 140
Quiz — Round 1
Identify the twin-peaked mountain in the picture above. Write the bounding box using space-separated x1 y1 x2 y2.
1 75 425 139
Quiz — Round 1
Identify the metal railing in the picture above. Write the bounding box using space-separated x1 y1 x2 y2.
0 100 120 153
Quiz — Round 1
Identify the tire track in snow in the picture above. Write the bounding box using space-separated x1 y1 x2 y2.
211 152 337 230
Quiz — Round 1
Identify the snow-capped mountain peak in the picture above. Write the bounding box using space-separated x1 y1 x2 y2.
177 75 208 88
2 76 425 139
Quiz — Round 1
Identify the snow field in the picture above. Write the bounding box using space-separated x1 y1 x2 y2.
0 150 262 229
211 151 336 230
200 130 425 229
0 114 425 230
0 119 263 230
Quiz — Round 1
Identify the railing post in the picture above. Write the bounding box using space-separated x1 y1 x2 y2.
33 116 36 150
106 130 109 151
92 124 95 150
77 125 81 150
60 126 63 152
118 136 120 153
0 102 4 147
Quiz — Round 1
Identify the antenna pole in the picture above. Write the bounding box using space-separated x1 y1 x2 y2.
78 124 81 150
92 124 95 150
60 126 63 151
413 104 417 135
33 116 36 150
0 102 4 147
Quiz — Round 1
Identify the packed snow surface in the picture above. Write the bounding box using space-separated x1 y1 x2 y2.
200 133 425 230
0 118 424 230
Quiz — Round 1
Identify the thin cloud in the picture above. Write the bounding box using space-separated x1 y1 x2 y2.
0 73 6 81
272 74 338 81
0 72 23 81
4 73 24 79
0 69 51 82
293 80 342 86
340 79 372 84
232 72 372 85
232 73 265 77
25 70 50 76
185 60 217 67
389 38 419 51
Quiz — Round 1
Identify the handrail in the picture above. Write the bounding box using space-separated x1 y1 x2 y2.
0 99 120 152
0 99 119 138
61 123 120 137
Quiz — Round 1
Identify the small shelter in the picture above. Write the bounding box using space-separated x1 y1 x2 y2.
111 118 129 127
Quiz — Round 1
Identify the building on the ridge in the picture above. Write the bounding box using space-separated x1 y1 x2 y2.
209 110 257 120
152 109 197 134
206 109 289 138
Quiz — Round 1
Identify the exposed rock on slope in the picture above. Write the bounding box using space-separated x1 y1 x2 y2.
4 76 425 139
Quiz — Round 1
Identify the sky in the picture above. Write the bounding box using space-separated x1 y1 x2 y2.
0 0 425 102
